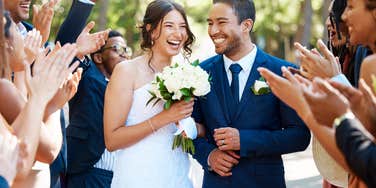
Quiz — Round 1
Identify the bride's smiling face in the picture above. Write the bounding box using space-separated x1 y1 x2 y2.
151 10 188 57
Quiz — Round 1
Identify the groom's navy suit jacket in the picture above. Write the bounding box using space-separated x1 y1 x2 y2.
192 48 311 188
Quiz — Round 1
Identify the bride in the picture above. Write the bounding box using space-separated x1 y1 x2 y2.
103 0 196 187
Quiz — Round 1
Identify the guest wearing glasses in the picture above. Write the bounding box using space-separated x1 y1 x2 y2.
66 30 129 188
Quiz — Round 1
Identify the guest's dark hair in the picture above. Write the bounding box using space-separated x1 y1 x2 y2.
213 0 256 27
108 30 123 39
330 0 347 41
91 29 125 58
139 0 195 57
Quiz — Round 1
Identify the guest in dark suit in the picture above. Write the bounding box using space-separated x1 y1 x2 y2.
192 1 310 188
300 76 376 187
66 30 128 188
51 1 95 188
335 117 376 188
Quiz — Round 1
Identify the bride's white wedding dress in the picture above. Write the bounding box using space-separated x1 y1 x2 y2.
111 84 193 188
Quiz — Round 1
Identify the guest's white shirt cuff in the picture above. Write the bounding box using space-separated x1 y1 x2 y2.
78 0 95 5
331 74 352 86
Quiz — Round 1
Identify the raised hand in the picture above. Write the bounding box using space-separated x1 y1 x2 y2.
213 127 240 151
32 0 60 44
302 78 350 127
26 43 79 107
208 149 240 177
24 29 42 64
76 21 110 59
47 68 83 114
258 66 312 119
295 39 341 80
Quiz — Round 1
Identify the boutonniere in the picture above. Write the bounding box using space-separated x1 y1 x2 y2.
251 77 271 95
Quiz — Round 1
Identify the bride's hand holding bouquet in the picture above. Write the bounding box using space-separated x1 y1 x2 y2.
147 60 211 154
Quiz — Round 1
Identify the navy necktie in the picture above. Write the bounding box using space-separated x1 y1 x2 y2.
229 63 242 103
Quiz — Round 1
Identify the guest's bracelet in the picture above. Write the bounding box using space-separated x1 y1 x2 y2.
333 111 355 128
147 119 156 133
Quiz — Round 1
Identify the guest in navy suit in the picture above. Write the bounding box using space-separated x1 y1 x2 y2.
192 1 310 188
66 30 128 188
51 1 95 188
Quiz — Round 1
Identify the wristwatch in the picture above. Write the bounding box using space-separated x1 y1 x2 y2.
333 111 355 128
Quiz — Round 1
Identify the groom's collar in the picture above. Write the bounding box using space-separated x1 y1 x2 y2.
223 44 257 73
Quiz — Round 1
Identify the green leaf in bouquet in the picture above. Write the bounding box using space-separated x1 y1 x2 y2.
164 100 172 109
182 136 186 152
184 96 192 102
172 135 178 150
172 134 195 154
173 63 179 68
180 88 191 96
152 98 161 107
159 81 167 91
191 59 200 67
161 92 172 100
260 76 266 82
372 75 376 93
156 76 161 83
146 95 156 106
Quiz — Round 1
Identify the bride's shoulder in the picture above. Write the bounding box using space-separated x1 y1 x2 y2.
113 56 146 74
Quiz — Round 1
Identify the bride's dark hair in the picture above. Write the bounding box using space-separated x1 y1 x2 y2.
139 0 195 72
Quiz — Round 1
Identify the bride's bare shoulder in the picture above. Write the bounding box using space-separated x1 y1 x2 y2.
113 56 147 74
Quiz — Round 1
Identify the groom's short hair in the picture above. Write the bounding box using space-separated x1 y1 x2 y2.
213 0 256 24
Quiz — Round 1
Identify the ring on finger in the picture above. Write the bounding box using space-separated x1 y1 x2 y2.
221 139 225 146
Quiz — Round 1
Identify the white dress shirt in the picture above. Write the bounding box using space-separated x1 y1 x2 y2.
223 45 257 101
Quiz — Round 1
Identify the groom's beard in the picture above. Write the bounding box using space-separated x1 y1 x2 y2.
215 34 242 57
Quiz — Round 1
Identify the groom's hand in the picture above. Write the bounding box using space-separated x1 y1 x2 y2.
208 149 239 177
214 127 240 151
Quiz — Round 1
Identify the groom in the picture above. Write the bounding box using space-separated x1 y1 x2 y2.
192 0 311 187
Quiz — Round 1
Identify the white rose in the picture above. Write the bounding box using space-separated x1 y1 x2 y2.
193 81 210 96
254 80 269 92
172 90 183 100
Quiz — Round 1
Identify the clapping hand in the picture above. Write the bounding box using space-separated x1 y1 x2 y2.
47 68 83 114
302 78 350 127
331 79 376 135
258 66 313 119
32 0 60 44
295 39 342 80
76 21 110 59
24 29 42 65
26 43 79 107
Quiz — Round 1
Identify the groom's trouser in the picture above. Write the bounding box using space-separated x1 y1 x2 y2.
67 168 113 188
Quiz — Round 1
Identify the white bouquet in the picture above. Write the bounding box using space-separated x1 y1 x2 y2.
147 60 210 154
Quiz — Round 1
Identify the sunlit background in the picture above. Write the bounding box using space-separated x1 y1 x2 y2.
32 0 330 63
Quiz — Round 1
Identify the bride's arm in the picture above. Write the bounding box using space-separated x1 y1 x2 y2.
196 123 206 138
104 63 194 151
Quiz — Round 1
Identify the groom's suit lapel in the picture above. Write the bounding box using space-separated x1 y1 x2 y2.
212 56 233 125
233 48 267 120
